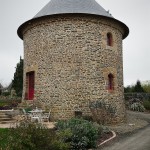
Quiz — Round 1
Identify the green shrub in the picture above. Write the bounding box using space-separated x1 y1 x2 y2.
54 129 72 150
0 98 21 110
130 102 145 112
24 107 32 113
2 92 10 96
143 100 150 110
5 122 70 150
0 122 70 150
56 118 99 149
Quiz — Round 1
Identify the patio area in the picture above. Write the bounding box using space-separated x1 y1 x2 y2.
0 121 56 129
0 108 55 129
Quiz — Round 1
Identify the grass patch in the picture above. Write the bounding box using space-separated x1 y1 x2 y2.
0 102 8 107
0 128 10 149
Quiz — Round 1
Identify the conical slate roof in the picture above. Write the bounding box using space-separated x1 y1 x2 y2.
18 0 129 39
34 0 113 19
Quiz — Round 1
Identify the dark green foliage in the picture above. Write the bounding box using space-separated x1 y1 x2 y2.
54 129 72 150
0 99 21 110
143 100 150 110
1 122 70 150
0 119 104 150
124 80 145 93
1 92 10 96
24 107 32 113
7 122 53 150
133 80 145 93
124 85 134 93
56 118 99 149
82 115 93 122
12 57 23 97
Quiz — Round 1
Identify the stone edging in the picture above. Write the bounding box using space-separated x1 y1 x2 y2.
0 109 14 112
98 131 116 146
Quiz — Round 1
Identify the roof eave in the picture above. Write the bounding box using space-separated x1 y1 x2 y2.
17 13 129 40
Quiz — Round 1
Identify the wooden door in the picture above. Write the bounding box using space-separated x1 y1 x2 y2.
26 72 35 100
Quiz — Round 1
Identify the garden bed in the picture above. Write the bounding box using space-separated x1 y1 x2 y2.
97 131 114 145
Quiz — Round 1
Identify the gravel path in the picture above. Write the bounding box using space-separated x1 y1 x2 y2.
98 110 150 150
101 125 150 150
108 110 150 134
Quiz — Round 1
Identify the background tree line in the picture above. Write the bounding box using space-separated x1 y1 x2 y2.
11 57 23 97
124 80 150 93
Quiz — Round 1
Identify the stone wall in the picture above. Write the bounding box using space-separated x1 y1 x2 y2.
22 14 126 123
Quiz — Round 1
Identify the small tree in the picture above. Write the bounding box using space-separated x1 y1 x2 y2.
133 80 145 93
12 57 23 97
142 81 150 93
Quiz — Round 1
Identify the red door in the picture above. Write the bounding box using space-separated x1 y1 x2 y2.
26 72 35 100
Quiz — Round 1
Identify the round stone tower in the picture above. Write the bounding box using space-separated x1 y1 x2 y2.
18 0 129 123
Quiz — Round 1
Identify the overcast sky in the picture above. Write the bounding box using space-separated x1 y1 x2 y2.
0 0 150 87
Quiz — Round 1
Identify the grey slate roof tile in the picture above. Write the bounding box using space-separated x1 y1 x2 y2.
34 0 113 19
17 0 129 39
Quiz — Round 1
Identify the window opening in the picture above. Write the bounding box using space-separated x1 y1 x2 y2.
108 73 114 90
107 33 113 46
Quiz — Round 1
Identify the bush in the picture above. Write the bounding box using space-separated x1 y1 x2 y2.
5 122 70 150
54 129 72 150
89 100 116 124
56 118 100 149
143 100 150 110
2 92 10 96
0 99 20 110
7 122 53 150
129 102 145 112
0 122 70 150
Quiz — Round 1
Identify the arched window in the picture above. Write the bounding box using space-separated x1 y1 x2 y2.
107 33 113 46
108 73 114 90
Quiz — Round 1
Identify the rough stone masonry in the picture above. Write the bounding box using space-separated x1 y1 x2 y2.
18 0 129 124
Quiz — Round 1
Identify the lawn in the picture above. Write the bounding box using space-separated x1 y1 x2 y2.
0 128 10 149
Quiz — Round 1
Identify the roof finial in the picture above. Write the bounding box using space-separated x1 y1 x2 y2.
107 10 112 16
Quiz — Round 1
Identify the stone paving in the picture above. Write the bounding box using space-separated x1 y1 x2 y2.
0 121 56 129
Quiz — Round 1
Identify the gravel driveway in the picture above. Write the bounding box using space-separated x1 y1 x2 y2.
99 110 150 150
101 125 150 150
